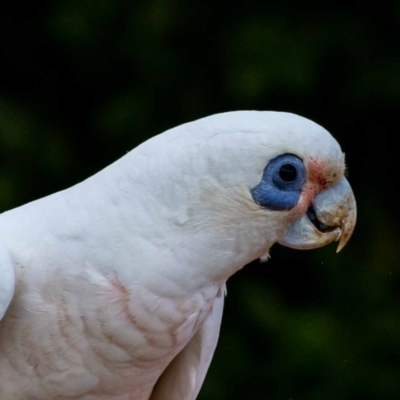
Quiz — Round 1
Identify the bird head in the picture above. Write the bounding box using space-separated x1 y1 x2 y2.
245 114 356 254
128 111 356 284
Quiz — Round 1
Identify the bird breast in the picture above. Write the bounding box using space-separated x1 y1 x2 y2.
0 265 220 399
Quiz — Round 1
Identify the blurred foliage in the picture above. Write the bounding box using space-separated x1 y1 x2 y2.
1 1 400 399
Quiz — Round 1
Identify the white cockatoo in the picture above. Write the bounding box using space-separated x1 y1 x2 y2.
0 111 356 399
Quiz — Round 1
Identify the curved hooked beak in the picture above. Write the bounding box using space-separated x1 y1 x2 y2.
279 177 356 252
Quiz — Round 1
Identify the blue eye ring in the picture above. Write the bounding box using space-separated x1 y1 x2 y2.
251 154 306 211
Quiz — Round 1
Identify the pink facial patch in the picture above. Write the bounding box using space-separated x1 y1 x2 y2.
291 158 328 217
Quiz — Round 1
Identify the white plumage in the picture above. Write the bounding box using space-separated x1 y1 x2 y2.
0 111 356 399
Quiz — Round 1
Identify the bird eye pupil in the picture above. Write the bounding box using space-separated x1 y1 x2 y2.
279 164 297 182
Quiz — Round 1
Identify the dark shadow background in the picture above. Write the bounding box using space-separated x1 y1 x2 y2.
1 1 399 399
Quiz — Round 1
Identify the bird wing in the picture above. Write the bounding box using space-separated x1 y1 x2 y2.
0 243 15 321
150 285 225 400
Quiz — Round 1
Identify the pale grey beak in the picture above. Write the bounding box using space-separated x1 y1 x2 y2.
279 177 356 252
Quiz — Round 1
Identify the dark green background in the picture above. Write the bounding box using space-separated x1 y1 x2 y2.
1 1 399 399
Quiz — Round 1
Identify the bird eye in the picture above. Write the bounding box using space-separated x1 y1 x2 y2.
279 164 297 182
251 153 306 210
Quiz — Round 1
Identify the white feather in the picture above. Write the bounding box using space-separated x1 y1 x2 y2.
0 244 14 321
0 111 346 399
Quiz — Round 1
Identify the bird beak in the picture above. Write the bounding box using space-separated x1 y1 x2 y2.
279 177 356 252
